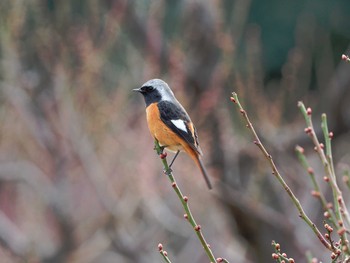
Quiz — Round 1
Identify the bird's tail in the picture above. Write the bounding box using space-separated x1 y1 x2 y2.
194 156 212 190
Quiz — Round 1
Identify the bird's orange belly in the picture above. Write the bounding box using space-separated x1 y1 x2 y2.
146 103 185 152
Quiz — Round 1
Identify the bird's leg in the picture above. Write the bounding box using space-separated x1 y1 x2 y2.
154 144 165 153
160 146 166 154
169 150 180 168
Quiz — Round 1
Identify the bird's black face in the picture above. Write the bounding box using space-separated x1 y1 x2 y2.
134 85 162 106
138 85 155 93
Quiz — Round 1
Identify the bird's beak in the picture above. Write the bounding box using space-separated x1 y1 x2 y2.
133 88 141 93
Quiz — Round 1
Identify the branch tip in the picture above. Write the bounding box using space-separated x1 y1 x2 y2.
324 211 331 219
342 54 350 62
295 145 304 153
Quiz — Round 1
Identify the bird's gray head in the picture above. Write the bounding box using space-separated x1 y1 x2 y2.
133 79 175 106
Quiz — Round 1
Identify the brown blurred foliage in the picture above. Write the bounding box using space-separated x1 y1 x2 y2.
0 1 350 262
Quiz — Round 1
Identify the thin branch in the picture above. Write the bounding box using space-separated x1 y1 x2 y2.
295 145 337 227
153 140 220 263
158 243 172 263
271 241 294 263
230 93 335 253
298 102 350 241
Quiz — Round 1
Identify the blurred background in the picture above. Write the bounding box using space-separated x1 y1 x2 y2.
0 0 350 262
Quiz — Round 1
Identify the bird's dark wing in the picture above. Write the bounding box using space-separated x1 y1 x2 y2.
158 100 202 155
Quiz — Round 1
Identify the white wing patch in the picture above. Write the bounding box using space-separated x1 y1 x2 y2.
171 119 188 133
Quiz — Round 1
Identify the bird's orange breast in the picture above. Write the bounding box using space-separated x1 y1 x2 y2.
146 103 185 152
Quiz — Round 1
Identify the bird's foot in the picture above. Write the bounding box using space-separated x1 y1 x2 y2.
163 167 172 175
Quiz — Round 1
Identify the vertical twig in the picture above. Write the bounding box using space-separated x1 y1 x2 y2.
295 145 337 227
298 103 350 255
298 103 350 235
153 140 219 263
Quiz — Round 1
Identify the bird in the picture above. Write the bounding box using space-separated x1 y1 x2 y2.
133 79 212 189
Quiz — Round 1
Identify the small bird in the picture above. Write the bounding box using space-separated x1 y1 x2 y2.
134 79 212 189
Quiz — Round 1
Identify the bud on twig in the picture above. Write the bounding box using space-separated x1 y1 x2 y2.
331 252 336 260
327 202 333 209
307 107 312 115
338 196 343 205
304 127 312 134
275 243 280 250
307 167 314 174
329 132 334 139
272 253 279 259
311 190 320 198
338 227 346 236
342 54 350 62
324 224 333 232
195 225 201 231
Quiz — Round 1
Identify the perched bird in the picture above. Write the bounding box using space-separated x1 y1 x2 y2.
134 79 212 189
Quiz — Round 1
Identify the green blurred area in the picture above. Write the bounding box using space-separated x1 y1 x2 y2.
0 1 350 262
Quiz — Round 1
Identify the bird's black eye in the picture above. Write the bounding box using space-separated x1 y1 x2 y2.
142 86 154 93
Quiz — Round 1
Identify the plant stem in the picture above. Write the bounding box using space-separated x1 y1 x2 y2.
298 102 350 249
295 145 337 227
231 93 335 252
160 250 172 263
154 140 217 263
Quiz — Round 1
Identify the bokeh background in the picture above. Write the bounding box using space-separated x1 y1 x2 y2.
1 1 350 262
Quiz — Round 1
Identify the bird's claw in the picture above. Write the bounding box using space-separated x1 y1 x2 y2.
163 167 172 175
